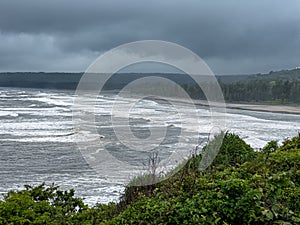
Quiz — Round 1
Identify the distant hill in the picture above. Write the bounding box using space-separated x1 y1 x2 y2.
0 72 82 89
217 68 300 83
0 72 199 90
1 68 300 90
218 68 300 103
254 68 300 80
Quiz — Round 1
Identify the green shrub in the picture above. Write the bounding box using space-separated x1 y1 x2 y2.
0 134 299 224
109 134 300 224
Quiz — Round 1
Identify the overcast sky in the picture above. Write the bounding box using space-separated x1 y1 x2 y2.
0 0 300 74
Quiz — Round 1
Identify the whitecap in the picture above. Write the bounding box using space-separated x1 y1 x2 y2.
0 111 19 117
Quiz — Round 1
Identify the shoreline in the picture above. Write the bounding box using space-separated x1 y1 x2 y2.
223 102 300 115
146 96 300 115
192 99 300 115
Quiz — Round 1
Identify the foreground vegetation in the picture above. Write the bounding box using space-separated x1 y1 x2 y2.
1 132 299 224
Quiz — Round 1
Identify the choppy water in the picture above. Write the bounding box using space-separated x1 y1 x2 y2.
0 87 299 205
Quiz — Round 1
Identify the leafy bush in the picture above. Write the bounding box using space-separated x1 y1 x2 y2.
110 133 300 224
0 133 299 224
0 183 116 224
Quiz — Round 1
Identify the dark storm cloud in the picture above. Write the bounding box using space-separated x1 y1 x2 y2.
0 0 300 74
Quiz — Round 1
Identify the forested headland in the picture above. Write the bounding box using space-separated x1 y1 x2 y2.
184 68 300 104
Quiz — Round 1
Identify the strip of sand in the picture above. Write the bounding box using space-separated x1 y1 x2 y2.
193 99 300 114
149 96 300 114
225 102 300 114
126 93 300 115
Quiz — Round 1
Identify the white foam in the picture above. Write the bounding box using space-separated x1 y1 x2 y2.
1 88 300 205
27 97 73 107
3 136 75 143
0 111 19 117
243 136 268 149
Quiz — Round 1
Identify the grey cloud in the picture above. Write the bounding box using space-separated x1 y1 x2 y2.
0 0 300 74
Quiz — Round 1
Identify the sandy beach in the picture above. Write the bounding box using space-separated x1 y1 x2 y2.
192 99 300 115
122 92 300 115
148 96 300 115
224 102 300 114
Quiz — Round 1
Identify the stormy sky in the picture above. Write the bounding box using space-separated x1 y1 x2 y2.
0 0 300 74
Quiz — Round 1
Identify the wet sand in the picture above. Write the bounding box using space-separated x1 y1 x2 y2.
152 97 300 115
127 93 300 115
224 102 300 114
192 99 300 114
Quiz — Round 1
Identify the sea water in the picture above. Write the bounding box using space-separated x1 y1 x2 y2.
0 87 299 205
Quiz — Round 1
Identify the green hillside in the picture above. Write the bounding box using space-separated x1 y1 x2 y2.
218 68 300 83
190 68 300 104
256 68 300 81
1 133 299 224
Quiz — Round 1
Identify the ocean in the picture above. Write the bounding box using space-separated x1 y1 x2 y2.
0 87 299 205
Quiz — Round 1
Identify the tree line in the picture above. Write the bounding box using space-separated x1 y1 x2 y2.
183 78 300 104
